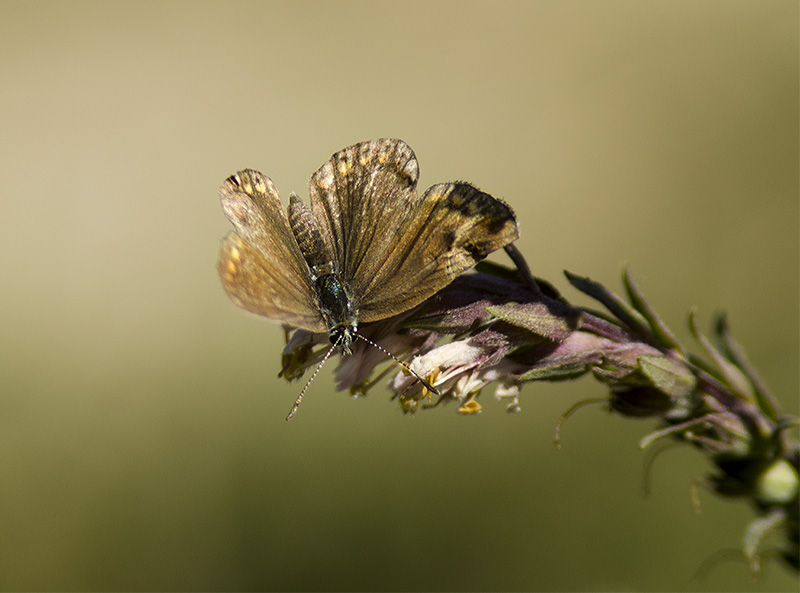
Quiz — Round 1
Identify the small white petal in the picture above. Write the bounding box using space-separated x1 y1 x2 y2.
409 341 482 375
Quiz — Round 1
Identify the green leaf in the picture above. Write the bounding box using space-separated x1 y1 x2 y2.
743 508 786 574
518 357 598 381
689 310 755 404
713 313 780 421
623 268 685 356
637 354 697 399
487 302 578 341
564 270 651 335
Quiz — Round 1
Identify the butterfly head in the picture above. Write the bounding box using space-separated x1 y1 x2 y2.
328 322 358 355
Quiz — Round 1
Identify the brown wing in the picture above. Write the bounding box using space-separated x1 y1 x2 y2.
306 138 518 323
218 170 326 332
307 139 422 283
355 182 519 322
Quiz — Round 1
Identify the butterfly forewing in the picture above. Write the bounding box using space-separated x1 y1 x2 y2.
220 170 306 270
308 139 421 285
356 182 519 322
218 170 326 332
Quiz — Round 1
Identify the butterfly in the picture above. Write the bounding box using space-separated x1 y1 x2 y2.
217 138 518 417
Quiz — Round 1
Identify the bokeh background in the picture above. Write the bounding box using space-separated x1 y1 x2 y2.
1 1 797 591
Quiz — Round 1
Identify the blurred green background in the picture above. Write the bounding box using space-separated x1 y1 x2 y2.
1 1 797 590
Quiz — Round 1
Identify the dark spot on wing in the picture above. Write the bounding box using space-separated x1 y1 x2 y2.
463 242 483 260
442 230 456 250
447 182 516 233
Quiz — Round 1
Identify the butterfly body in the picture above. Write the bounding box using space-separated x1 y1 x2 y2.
285 191 360 352
312 271 358 353
218 139 518 357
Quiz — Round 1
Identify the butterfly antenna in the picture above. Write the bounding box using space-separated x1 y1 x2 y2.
355 334 440 396
285 343 337 421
